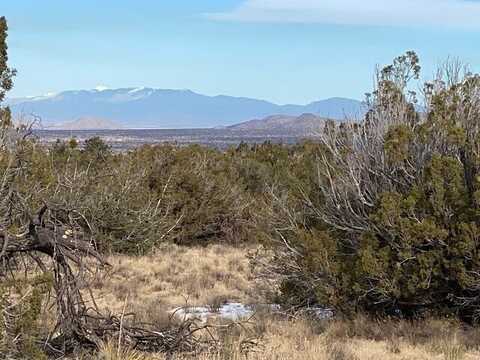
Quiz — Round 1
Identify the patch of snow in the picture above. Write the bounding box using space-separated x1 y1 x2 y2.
105 87 154 102
169 302 334 323
94 85 110 92
170 303 255 322
170 303 278 322
26 92 58 101
128 87 146 94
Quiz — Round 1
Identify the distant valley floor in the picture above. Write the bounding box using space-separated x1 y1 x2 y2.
34 128 320 150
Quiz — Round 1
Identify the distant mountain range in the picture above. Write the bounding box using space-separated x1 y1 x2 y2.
7 87 366 129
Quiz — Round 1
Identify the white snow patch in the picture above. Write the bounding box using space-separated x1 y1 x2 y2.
170 302 334 323
94 85 110 92
128 87 146 94
26 92 58 101
170 303 256 322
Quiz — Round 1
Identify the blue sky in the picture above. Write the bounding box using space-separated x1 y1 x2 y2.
3 0 480 104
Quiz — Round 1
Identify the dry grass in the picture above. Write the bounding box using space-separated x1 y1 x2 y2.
84 244 480 359
90 317 480 360
96 340 147 360
90 244 257 324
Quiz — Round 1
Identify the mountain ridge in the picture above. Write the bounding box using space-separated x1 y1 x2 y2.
229 113 328 135
47 116 123 130
7 88 366 129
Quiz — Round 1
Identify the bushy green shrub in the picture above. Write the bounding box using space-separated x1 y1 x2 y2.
264 52 480 322
146 145 256 245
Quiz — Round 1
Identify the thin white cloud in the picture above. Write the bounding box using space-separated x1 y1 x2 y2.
206 0 480 29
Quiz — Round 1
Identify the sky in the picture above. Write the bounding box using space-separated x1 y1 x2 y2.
2 0 480 104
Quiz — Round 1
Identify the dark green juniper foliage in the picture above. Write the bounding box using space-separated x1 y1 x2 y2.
83 136 111 161
0 16 15 127
264 52 480 322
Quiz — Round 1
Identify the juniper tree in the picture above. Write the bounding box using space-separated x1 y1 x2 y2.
0 16 16 127
263 52 480 322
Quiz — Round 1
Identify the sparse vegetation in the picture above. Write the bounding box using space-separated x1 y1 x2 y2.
2 13 480 359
